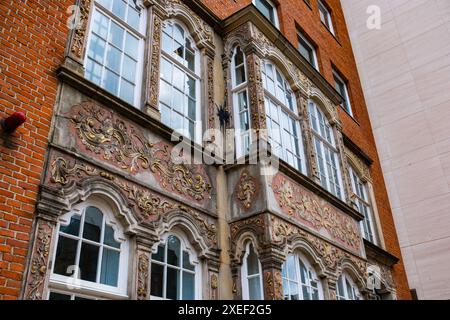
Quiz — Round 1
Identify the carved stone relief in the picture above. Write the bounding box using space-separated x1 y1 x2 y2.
271 173 361 252
234 170 259 211
70 0 92 61
137 253 150 300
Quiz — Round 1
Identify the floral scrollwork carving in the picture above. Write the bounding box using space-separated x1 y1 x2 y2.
137 253 149 300
235 170 258 211
51 157 96 185
71 104 212 202
70 0 92 59
264 270 283 300
26 222 53 300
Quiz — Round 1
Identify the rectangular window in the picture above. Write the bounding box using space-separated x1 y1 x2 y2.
333 69 352 115
254 0 279 28
318 0 334 35
85 0 144 107
297 30 318 70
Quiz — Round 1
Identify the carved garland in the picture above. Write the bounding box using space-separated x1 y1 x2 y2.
246 54 266 132
272 174 361 251
25 222 53 300
263 270 283 300
235 170 259 211
70 104 212 202
70 0 92 59
149 15 162 108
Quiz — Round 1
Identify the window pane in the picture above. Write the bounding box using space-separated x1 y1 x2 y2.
286 256 297 280
162 32 172 54
110 21 124 48
160 104 171 127
83 207 103 242
160 58 172 81
60 215 81 236
183 251 195 271
104 225 120 249
112 0 126 20
186 76 195 98
172 111 183 133
122 55 137 82
238 90 248 112
53 236 78 276
185 49 195 71
79 242 100 282
106 45 122 73
166 267 180 300
100 248 120 286
235 65 246 85
120 79 135 105
248 276 262 300
127 7 140 31
174 41 183 59
103 69 120 95
172 89 184 114
167 236 181 267
124 33 139 59
49 292 71 300
182 271 195 300
302 285 310 300
188 98 196 120
159 81 172 106
92 11 109 39
289 281 299 300
246 246 260 276
86 59 102 86
173 67 184 90
150 263 164 297
88 34 106 64
174 24 184 43
234 47 244 66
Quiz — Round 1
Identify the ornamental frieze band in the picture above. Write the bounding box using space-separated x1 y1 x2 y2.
271 173 361 252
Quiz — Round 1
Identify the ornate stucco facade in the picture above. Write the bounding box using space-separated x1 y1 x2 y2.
0 0 408 300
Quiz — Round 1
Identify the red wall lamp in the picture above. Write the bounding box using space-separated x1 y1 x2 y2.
1 112 27 133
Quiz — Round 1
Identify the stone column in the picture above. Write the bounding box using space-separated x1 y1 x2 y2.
133 235 154 300
260 249 285 300
325 278 338 300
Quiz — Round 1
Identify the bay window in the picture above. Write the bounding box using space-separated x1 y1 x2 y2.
262 61 306 173
49 201 129 300
282 254 323 300
85 0 145 106
159 21 200 142
150 234 200 300
349 166 378 245
241 243 264 300
309 101 344 199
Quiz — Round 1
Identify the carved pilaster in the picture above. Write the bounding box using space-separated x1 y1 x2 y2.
326 279 338 300
23 219 56 300
298 94 320 182
134 235 155 300
334 125 353 205
145 8 163 119
246 53 267 141
263 269 283 300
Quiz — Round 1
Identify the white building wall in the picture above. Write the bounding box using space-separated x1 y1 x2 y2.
341 0 450 300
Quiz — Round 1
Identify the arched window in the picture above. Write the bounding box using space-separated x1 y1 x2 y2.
85 0 145 106
349 166 378 244
308 101 344 199
231 46 251 158
150 233 200 300
241 243 263 300
281 254 323 300
262 61 306 173
49 200 129 300
159 21 200 142
336 272 362 300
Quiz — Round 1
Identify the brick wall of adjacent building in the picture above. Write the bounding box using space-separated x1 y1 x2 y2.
200 0 411 299
0 0 72 300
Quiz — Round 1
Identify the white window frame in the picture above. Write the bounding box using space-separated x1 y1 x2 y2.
336 272 362 300
84 0 146 107
297 30 319 70
241 243 264 300
318 0 335 35
333 69 352 115
159 19 202 144
252 0 280 29
309 101 345 200
262 61 307 174
231 46 251 159
349 166 378 245
49 197 129 300
282 253 324 300
150 231 201 300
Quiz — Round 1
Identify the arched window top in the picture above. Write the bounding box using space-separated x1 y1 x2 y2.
50 199 129 299
150 232 200 300
282 253 323 300
232 46 247 88
262 61 296 113
241 242 263 300
336 272 362 300
161 20 198 74
308 100 335 147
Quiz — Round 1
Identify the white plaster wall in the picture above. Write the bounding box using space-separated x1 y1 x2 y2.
341 0 450 300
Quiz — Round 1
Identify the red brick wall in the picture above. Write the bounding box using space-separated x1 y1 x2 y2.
0 0 71 300
200 0 411 299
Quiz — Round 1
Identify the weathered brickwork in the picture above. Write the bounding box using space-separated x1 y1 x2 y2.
0 0 72 299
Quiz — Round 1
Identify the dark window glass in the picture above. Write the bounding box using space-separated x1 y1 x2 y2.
167 235 181 267
60 215 81 236
104 225 120 249
150 263 164 297
166 267 180 300
79 243 100 282
53 236 78 276
100 248 120 286
49 292 71 300
83 207 103 242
